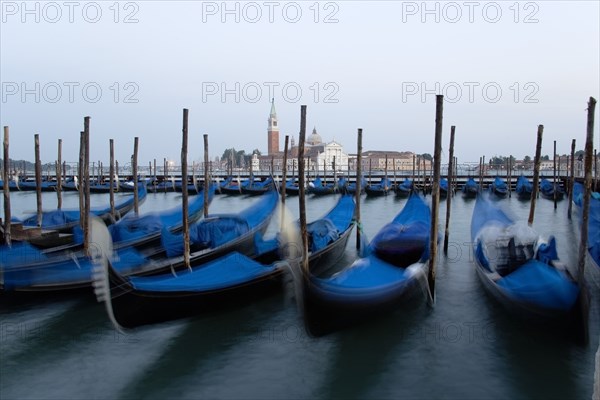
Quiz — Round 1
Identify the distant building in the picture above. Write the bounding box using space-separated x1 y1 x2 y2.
267 98 279 155
257 126 350 173
349 151 431 172
251 153 260 171
286 127 350 172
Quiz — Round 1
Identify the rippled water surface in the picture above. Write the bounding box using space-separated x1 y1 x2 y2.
1 190 599 399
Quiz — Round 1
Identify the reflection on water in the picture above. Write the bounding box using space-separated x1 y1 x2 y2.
1 191 599 399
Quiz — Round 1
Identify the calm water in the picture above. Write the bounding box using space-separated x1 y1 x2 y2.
1 189 599 400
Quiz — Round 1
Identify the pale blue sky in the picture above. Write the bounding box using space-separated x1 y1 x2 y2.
1 0 599 166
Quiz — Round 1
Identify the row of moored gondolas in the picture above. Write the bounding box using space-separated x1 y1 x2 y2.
1 175 598 340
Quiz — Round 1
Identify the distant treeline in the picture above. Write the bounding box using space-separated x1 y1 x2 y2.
0 159 74 172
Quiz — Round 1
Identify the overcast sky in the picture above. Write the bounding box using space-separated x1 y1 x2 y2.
1 0 599 167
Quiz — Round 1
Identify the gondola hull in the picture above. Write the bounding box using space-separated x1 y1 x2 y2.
540 178 565 201
303 261 427 336
365 187 389 196
470 194 581 325
16 181 57 192
241 177 274 196
462 178 479 198
302 193 431 336
18 186 147 234
491 179 508 198
515 176 533 200
473 259 581 321
104 254 285 328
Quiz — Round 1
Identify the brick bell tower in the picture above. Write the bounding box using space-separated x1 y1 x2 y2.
267 98 279 155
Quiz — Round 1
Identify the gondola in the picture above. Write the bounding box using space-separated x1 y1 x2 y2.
93 187 289 328
119 178 151 192
0 179 20 191
540 178 565 201
462 177 479 198
515 175 533 200
60 178 79 191
18 185 147 234
439 178 449 199
0 186 215 293
147 178 177 193
173 180 202 195
13 179 57 192
275 193 356 274
88 180 120 193
394 178 413 198
307 176 339 196
118 186 279 276
242 176 275 196
572 182 600 269
1 187 214 289
214 176 233 194
470 193 581 321
220 176 251 195
284 178 300 196
490 177 509 198
344 177 367 195
365 177 391 197
109 185 214 251
0 225 149 292
302 192 431 336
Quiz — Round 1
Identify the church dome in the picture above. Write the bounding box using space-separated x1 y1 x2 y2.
307 127 323 145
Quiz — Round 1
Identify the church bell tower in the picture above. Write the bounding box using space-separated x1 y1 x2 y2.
267 98 279 155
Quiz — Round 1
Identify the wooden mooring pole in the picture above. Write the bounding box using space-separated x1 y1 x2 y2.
553 140 558 209
78 132 85 229
412 153 416 186
57 139 62 209
568 139 576 219
282 135 289 201
34 134 42 227
392 158 396 192
298 105 309 275
281 135 289 228
428 94 444 303
203 134 209 218
528 125 544 226
164 158 168 193
575 96 596 345
181 109 190 270
3 126 11 245
416 156 420 192
369 159 372 189
356 128 363 250
384 154 388 192
132 137 139 215
109 139 115 219
83 117 91 256
508 155 512 198
422 157 427 196
443 125 455 255
481 156 486 191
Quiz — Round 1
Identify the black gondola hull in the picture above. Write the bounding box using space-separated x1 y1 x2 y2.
302 266 426 337
107 263 285 328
